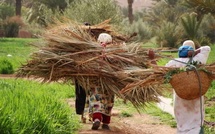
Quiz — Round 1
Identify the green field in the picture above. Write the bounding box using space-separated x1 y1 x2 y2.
0 38 38 70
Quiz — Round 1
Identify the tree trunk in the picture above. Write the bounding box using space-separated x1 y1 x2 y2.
128 0 134 24
16 0 22 16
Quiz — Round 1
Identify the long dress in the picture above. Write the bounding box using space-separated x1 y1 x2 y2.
165 46 211 134
82 87 114 123
88 87 114 116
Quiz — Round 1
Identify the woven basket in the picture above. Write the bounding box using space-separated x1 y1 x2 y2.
170 70 212 100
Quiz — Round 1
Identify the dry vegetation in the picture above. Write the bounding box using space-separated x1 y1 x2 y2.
16 20 215 109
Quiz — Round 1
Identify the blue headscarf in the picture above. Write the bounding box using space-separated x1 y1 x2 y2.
178 45 194 58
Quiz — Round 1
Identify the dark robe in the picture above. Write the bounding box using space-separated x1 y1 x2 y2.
75 82 86 115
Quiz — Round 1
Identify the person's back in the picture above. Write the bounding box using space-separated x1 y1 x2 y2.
88 33 115 130
166 46 211 67
165 40 211 134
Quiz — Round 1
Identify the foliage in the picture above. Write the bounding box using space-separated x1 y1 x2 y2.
142 1 189 47
0 58 14 74
141 0 215 46
163 0 179 6
200 13 215 43
143 1 185 26
193 37 211 48
64 0 123 25
0 4 14 20
36 0 74 13
24 22 45 37
26 2 53 27
2 0 215 46
0 0 14 5
2 16 25 37
3 22 19 37
164 68 182 83
164 66 209 84
122 18 152 42
184 0 215 14
0 79 78 134
155 21 183 48
180 13 202 40
25 0 123 27
15 0 74 26
0 3 15 34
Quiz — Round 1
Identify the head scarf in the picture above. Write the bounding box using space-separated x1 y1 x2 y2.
97 33 112 44
182 40 195 50
178 40 195 58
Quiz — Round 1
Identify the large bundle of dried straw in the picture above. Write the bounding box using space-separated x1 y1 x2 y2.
17 20 215 107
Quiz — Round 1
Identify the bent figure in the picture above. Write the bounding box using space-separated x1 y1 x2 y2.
89 33 115 130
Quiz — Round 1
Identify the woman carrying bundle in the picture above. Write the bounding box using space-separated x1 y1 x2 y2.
87 33 115 130
165 40 211 134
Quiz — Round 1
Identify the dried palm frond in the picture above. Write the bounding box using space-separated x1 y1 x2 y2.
15 20 175 108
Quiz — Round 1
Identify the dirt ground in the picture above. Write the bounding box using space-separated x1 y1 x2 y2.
78 112 176 134
67 99 177 134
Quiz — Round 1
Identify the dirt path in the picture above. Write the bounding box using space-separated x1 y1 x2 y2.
77 112 176 134
67 99 177 134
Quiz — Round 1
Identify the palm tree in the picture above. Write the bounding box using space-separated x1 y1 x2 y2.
185 0 215 20
127 0 134 24
16 0 22 16
181 13 202 40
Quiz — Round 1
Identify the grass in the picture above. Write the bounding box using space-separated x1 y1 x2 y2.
141 104 176 127
114 99 176 127
0 38 82 133
0 78 80 134
207 45 215 64
0 38 39 70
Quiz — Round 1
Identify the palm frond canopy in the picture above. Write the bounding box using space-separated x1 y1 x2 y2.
185 0 215 14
